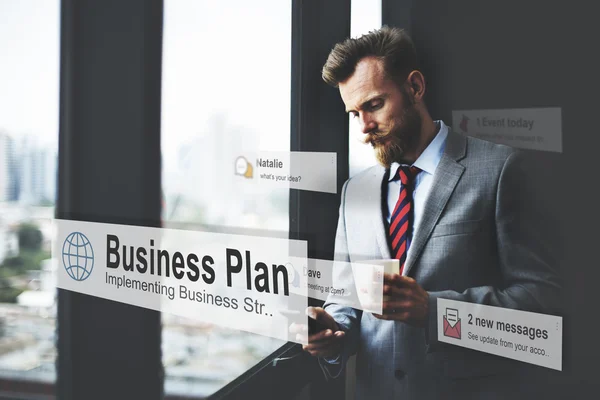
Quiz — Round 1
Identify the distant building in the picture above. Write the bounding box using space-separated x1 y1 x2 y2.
18 138 57 206
0 132 19 202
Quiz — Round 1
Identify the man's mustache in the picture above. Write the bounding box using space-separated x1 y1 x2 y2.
364 131 392 145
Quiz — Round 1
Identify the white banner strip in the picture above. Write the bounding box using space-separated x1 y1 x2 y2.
53 219 309 344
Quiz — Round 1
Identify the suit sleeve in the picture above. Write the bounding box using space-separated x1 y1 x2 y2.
425 150 563 350
318 179 364 379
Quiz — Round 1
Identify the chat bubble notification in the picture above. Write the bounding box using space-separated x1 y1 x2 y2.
235 156 253 178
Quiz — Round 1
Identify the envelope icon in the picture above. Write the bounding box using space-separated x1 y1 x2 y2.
443 315 461 339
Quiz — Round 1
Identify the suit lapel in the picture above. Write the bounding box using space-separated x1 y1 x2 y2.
403 130 467 276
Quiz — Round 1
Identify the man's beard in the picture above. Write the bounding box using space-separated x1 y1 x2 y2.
363 102 422 168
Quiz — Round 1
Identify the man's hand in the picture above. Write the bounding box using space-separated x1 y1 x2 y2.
290 306 345 358
373 274 429 327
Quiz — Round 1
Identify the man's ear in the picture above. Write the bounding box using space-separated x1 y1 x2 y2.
407 70 426 102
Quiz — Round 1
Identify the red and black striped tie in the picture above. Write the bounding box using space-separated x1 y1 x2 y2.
389 166 421 274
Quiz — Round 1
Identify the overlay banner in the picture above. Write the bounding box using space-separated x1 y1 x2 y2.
53 219 309 344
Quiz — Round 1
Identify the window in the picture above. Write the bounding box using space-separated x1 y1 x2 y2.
0 0 60 394
349 0 381 177
161 0 292 397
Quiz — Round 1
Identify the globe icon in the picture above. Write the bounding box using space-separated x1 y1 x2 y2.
62 232 94 281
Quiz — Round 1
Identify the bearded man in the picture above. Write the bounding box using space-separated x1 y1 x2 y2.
299 26 561 399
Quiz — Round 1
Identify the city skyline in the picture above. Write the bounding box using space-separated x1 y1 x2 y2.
0 130 57 205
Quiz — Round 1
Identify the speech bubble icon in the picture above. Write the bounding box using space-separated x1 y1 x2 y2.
244 163 253 178
285 262 300 288
235 156 253 178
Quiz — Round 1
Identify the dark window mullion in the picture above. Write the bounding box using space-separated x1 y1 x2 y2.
57 1 163 399
290 1 350 400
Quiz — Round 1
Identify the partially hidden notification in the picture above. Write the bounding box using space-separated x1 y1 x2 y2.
303 258 385 314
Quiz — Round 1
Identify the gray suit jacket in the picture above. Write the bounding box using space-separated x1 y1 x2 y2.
321 130 562 399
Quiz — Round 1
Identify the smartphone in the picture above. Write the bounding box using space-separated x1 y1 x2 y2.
308 316 329 335
278 308 330 335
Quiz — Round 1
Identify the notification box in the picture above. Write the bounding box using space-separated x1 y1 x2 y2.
304 259 384 314
234 151 337 194
437 298 562 370
452 107 562 152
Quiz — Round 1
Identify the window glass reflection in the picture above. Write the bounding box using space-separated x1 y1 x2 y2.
161 1 291 397
349 0 381 177
0 0 60 391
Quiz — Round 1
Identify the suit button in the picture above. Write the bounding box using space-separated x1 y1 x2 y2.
394 369 405 380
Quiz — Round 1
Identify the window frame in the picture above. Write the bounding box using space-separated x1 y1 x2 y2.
51 0 600 399
210 0 352 398
55 0 352 399
57 0 164 399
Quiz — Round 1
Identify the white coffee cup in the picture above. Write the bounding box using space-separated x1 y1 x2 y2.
351 259 400 310
362 259 400 302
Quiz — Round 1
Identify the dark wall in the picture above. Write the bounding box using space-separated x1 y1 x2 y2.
385 0 600 396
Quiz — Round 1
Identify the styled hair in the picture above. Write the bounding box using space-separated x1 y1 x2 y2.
322 26 418 88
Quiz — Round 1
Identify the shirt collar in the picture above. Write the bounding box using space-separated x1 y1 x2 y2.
388 120 449 181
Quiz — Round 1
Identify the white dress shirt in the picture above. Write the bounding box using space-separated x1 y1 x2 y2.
385 120 449 256
322 121 449 365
